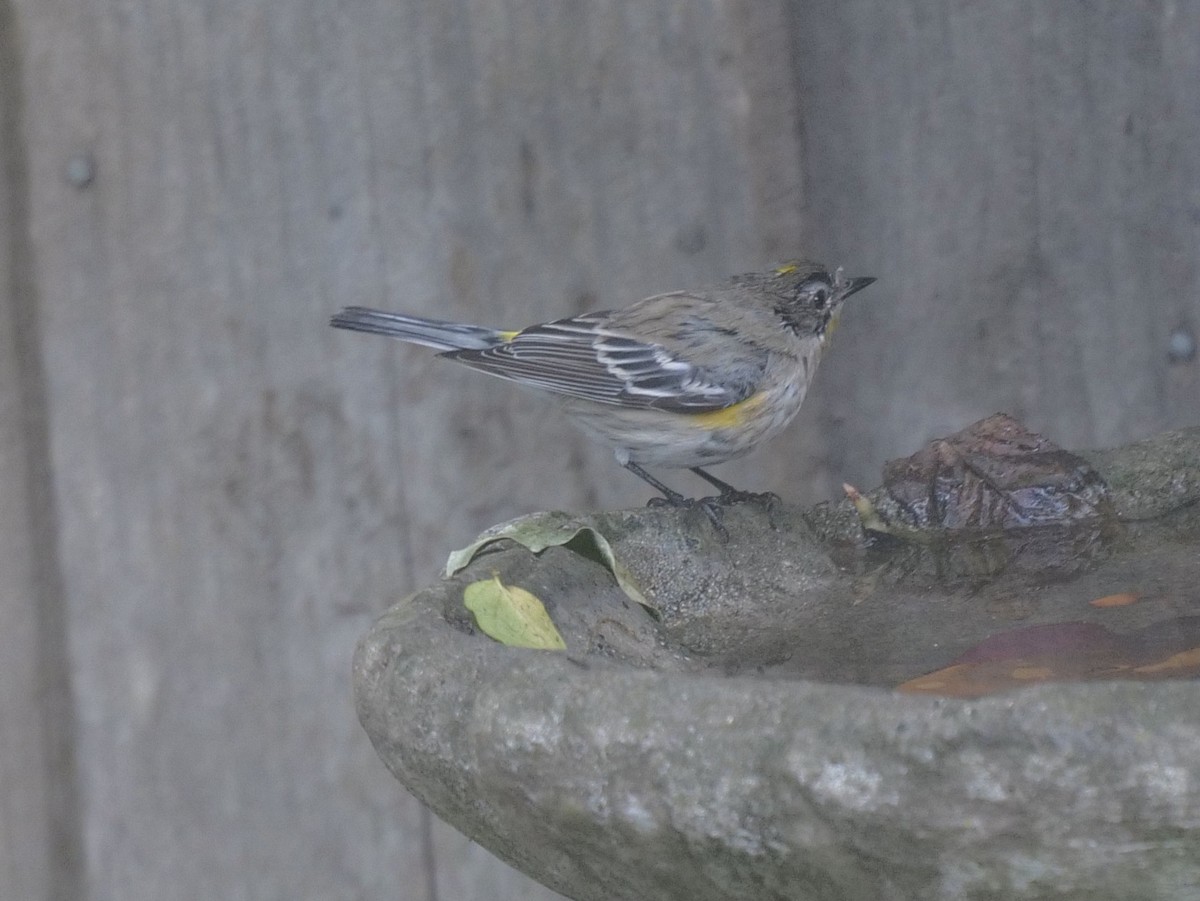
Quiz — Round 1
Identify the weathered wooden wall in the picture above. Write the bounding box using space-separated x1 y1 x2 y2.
791 1 1200 491
1 1 1197 899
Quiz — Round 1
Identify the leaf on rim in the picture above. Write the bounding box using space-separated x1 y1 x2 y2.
445 511 654 614
463 575 567 651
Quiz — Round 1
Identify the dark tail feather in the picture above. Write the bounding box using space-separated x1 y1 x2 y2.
330 307 505 351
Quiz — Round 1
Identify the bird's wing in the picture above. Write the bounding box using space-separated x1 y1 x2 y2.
441 307 767 412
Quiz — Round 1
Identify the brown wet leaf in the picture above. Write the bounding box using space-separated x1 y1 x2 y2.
878 414 1114 532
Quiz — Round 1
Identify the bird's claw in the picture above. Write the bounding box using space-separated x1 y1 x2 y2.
716 488 780 508
645 493 730 539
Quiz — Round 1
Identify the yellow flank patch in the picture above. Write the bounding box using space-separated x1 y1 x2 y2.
773 262 799 276
497 329 521 342
688 392 768 428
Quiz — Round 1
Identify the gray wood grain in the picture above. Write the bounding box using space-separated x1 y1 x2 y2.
4 0 1199 898
1 5 86 895
789 0 1200 495
11 0 560 897
1 37 56 901
0 311 53 896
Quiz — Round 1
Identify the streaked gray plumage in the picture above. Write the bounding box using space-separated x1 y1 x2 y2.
331 260 874 508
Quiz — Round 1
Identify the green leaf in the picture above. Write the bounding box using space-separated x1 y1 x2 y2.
463 575 567 651
445 512 654 614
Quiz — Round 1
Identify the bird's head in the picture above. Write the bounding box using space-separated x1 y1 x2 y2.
754 260 876 340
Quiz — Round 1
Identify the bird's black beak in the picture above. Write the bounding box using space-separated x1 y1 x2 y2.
841 276 876 299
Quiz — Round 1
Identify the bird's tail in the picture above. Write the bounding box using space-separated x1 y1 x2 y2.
330 307 509 351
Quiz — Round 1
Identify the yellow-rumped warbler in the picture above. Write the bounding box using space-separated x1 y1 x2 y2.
331 261 874 516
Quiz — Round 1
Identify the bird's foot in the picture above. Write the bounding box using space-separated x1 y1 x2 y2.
689 468 779 512
715 487 781 508
646 492 729 539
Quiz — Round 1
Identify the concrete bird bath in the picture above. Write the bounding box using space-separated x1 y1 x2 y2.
354 421 1200 901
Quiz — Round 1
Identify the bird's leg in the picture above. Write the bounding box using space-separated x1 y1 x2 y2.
623 462 727 536
623 461 688 505
688 467 740 496
690 467 780 508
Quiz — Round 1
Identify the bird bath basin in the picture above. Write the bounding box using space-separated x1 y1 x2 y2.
353 422 1200 901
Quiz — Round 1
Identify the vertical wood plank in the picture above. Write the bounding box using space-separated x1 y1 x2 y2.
0 2 83 895
17 0 447 897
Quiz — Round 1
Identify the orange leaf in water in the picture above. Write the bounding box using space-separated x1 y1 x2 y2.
896 619 1200 698
898 660 1066 697
1132 646 1200 676
1090 592 1140 608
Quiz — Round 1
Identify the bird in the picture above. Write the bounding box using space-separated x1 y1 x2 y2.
331 260 874 523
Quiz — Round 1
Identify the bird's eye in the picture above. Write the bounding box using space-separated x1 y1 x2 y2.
811 287 829 310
